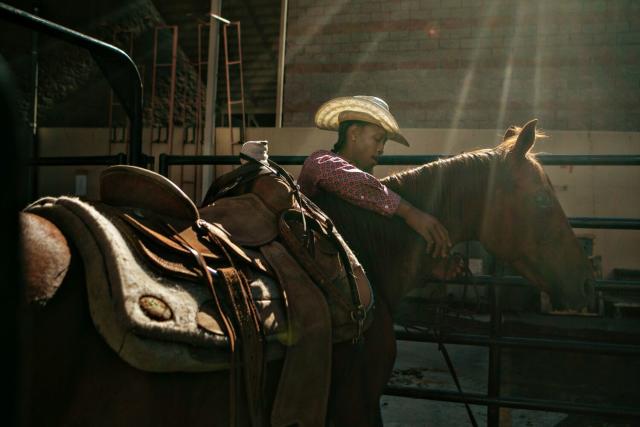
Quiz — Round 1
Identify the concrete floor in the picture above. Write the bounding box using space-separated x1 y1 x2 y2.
380 340 570 427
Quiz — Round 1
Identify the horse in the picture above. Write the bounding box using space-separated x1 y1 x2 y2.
17 119 595 426
312 119 595 425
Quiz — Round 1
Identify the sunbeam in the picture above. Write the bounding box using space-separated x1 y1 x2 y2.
443 0 501 152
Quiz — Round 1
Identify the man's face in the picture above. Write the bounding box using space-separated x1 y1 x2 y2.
350 124 387 173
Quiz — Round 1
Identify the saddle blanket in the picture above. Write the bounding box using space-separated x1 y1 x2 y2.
26 196 292 372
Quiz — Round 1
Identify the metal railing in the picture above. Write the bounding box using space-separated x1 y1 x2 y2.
28 154 127 167
0 3 146 167
160 152 640 425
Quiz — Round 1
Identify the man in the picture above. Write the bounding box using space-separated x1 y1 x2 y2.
298 95 451 259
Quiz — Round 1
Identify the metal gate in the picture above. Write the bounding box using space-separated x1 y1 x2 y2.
159 152 640 426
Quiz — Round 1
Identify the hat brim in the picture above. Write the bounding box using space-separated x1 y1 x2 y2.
314 97 410 147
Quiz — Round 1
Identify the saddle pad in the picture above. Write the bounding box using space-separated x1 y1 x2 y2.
25 196 288 373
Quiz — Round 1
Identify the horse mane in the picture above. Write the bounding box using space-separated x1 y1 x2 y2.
382 126 547 216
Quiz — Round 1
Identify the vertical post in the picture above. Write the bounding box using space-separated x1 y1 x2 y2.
202 0 222 199
29 2 40 200
236 22 246 143
223 23 232 143
275 0 288 128
167 26 178 154
487 282 502 427
0 54 25 427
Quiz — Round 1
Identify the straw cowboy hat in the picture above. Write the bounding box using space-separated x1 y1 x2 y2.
314 95 410 146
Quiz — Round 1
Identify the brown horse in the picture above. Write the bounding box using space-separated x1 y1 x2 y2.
312 119 595 424
18 120 594 426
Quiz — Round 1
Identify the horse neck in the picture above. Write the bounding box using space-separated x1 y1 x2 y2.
312 154 493 310
382 153 492 244
370 154 492 308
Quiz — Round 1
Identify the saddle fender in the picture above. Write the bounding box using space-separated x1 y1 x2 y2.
19 211 71 305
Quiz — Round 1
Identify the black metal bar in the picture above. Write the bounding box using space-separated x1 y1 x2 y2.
487 283 501 426
536 154 640 166
159 154 308 166
160 154 640 167
159 153 168 177
0 52 26 427
29 3 40 201
28 154 127 166
395 330 640 356
384 386 640 419
422 275 640 288
0 2 144 167
569 217 640 229
595 281 640 292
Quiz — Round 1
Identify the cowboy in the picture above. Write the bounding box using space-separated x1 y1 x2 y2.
298 95 452 259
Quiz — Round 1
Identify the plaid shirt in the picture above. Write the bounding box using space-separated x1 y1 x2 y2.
298 150 400 217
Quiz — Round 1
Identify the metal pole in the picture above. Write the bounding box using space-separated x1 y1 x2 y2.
487 282 502 426
201 0 222 202
0 2 145 167
275 0 288 128
29 2 40 200
167 26 178 152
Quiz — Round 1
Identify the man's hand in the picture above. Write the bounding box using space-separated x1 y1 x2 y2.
396 198 451 258
430 254 466 281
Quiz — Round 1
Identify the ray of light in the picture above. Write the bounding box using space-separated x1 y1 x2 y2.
482 1 528 234
443 0 501 153
533 1 546 119
337 29 389 96
495 2 527 134
283 2 350 65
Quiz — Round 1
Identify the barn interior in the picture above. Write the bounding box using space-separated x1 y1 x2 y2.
1 0 639 426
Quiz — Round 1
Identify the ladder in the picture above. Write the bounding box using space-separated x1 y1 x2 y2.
177 21 211 203
107 30 135 158
222 20 246 144
149 25 178 153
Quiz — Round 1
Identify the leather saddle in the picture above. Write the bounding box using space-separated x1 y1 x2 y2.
101 166 270 276
98 165 337 427
101 164 374 345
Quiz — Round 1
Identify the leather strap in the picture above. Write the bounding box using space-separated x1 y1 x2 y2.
219 267 265 427
435 329 478 427
261 241 332 427
167 221 266 427
166 223 240 425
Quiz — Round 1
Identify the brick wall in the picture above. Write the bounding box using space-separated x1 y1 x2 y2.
283 0 640 131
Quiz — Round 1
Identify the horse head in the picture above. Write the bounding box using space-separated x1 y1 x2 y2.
477 119 596 312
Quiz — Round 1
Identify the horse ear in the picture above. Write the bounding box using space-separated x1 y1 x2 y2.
511 119 538 158
503 126 518 141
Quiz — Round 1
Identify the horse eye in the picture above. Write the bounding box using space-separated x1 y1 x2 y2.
535 192 552 208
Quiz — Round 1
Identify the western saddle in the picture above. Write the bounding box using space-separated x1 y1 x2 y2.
93 159 374 426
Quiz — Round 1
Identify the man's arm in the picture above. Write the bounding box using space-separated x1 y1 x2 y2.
395 198 451 258
302 151 400 216
302 151 451 257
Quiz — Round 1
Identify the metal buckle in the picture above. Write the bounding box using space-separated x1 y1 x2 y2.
350 305 367 344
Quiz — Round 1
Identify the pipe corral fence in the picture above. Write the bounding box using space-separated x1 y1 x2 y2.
3 4 640 426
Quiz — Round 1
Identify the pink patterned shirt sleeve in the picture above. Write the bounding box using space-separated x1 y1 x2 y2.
298 150 400 217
